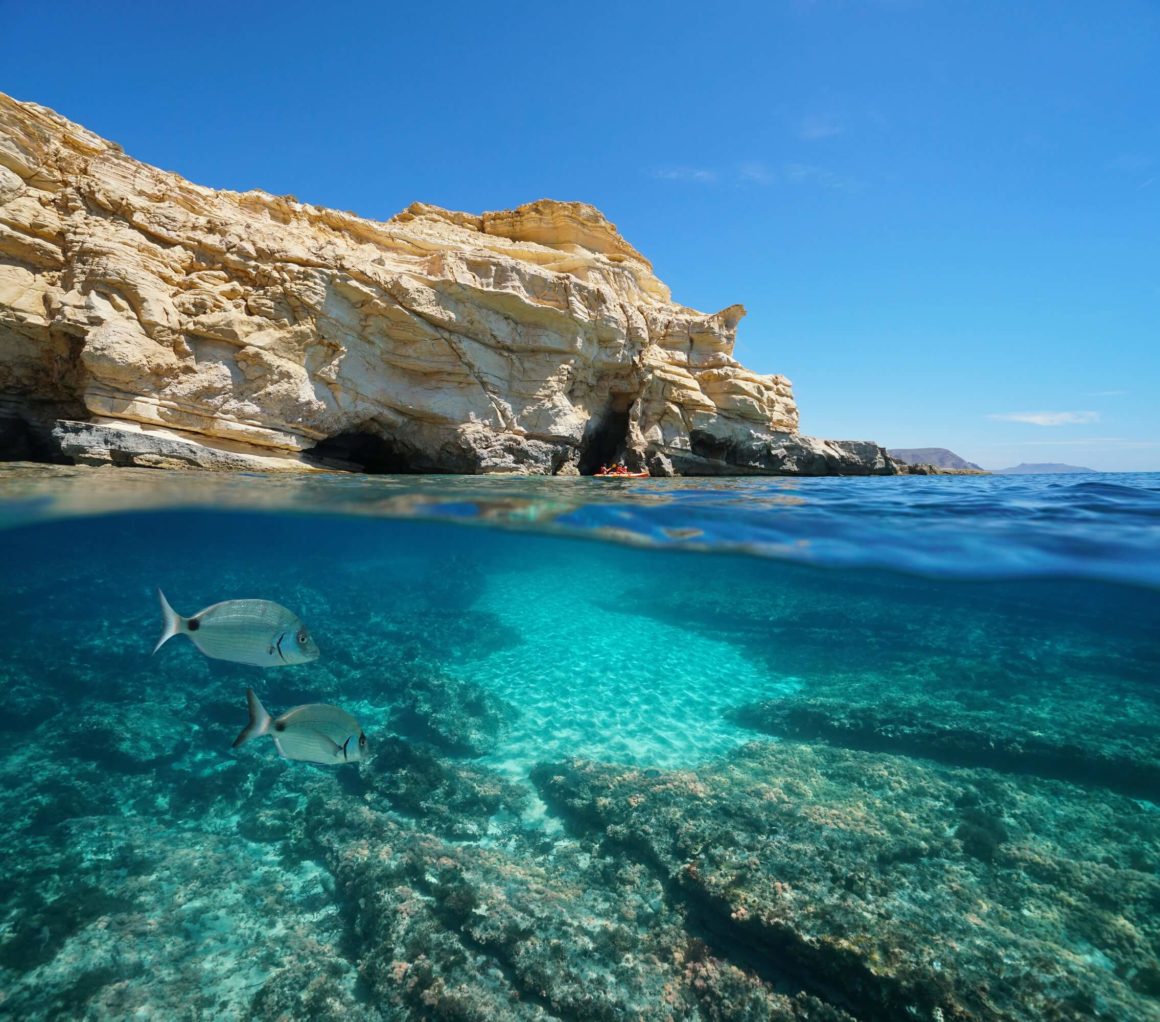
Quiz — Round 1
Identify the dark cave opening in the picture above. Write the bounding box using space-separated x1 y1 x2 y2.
0 411 70 464
306 430 418 474
579 400 632 475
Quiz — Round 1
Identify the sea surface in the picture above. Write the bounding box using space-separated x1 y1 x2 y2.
0 464 1158 1021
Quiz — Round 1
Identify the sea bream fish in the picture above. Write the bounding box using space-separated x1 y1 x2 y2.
153 590 320 667
233 688 368 765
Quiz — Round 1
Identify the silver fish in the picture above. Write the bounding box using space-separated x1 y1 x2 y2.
153 590 320 668
232 688 367 765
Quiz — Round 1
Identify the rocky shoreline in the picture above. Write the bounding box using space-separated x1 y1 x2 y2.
0 93 894 478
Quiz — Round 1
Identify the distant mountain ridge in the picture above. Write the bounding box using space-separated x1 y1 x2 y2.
991 463 1097 475
888 448 983 471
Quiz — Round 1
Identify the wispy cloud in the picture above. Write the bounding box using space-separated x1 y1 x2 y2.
651 166 718 184
738 161 775 185
988 411 1100 426
649 162 775 187
1090 389 1127 398
798 114 844 140
649 161 857 190
783 162 860 191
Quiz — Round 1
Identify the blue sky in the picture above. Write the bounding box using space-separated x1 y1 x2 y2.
5 1 1158 469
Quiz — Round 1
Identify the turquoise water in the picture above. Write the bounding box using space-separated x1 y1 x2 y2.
1 466 1158 1020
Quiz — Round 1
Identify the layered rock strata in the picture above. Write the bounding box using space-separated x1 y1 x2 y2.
0 93 894 475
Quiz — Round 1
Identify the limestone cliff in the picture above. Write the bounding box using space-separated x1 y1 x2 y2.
0 93 893 475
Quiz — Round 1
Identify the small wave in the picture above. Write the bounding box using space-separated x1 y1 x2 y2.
1 465 1159 589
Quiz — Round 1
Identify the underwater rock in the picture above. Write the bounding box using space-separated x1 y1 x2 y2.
305 795 841 1021
618 564 1160 801
390 673 518 756
0 92 894 476
248 937 376 1022
729 694 1160 801
0 815 360 1020
62 702 191 775
358 735 529 840
0 681 62 733
532 741 1160 1022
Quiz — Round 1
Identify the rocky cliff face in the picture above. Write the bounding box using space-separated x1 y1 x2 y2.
0 93 893 475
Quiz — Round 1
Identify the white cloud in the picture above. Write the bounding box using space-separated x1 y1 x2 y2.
783 162 859 191
738 162 774 185
988 411 1100 426
651 166 718 184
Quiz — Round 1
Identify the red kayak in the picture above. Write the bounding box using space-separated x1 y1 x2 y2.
594 471 650 479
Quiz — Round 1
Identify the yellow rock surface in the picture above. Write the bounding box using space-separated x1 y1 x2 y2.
0 92 813 474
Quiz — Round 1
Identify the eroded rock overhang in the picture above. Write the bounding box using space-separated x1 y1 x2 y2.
0 92 894 476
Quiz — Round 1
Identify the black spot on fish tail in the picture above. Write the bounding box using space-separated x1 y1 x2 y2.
188 618 200 632
274 720 286 732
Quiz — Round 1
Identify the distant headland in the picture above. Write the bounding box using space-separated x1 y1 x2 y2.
0 93 895 478
991 462 1097 475
890 449 1100 476
889 448 985 473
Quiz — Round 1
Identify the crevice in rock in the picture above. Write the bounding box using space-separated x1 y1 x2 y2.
531 764 942 1022
728 700 1160 802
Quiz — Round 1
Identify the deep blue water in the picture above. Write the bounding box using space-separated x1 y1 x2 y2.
1 466 1158 1021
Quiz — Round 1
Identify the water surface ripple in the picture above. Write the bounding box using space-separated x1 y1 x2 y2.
2 465 1158 588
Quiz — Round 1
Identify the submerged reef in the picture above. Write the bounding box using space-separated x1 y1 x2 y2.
3 511 1159 1020
618 564 1160 803
534 742 1160 1022
7 697 1158 1021
728 693 1160 801
390 672 519 757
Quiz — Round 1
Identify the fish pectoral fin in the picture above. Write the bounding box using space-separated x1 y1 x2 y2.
312 730 344 758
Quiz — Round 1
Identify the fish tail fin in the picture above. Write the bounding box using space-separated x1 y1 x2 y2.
153 589 185 654
233 688 272 749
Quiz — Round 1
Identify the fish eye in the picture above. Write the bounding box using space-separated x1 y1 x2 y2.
297 631 308 644
358 733 367 748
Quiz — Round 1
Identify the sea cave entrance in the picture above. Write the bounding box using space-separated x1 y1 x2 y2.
306 429 419 474
579 397 633 475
